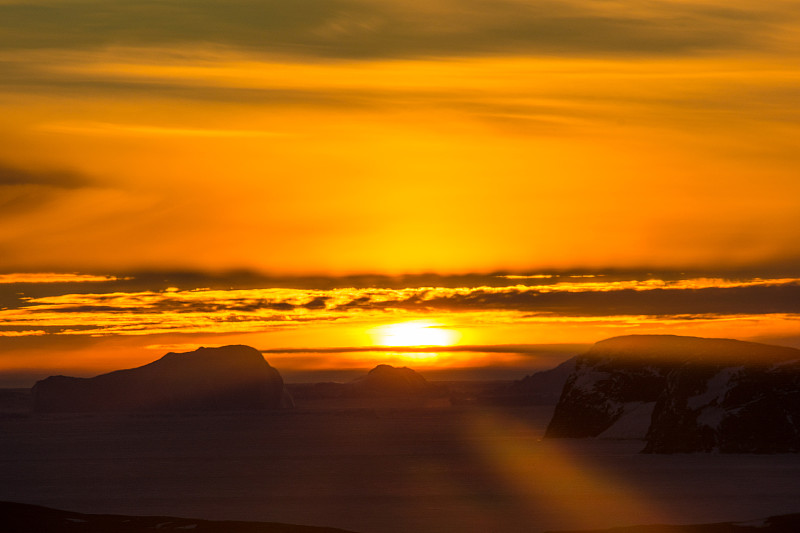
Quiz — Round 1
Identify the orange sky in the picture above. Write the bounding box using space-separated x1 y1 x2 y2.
2 0 800 275
1 0 799 383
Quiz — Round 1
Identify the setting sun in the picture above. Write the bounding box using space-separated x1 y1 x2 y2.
369 321 460 347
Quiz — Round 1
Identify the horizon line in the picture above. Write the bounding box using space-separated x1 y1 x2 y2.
259 343 589 355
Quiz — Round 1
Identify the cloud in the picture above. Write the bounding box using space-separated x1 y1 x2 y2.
0 0 788 60
6 45 796 149
417 283 800 316
37 122 293 139
3 276 799 339
0 162 92 189
0 273 122 284
0 329 46 337
0 162 100 220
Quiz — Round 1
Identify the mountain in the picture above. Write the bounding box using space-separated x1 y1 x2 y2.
0 501 359 532
545 336 681 438
32 345 290 413
289 364 445 400
473 357 576 405
545 335 800 452
349 364 438 397
645 346 800 453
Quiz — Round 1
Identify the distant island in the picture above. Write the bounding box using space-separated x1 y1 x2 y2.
32 345 292 413
290 364 446 400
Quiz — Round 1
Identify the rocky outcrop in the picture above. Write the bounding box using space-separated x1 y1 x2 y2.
32 345 289 413
644 352 800 453
545 335 800 452
545 336 681 438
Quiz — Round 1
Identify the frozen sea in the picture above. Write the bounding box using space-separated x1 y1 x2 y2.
1 397 799 533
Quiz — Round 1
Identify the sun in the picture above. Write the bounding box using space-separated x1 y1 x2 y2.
369 320 459 347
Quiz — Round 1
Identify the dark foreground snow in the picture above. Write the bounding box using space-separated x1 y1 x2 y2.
0 500 357 532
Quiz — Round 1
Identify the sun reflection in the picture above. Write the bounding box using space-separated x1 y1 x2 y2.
369 320 460 347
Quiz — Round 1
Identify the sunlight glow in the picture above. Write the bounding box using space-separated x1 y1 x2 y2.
390 351 442 363
467 411 668 529
370 321 460 347
0 273 123 284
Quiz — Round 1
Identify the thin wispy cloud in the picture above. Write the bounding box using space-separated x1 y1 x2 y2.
38 122 293 139
0 330 46 337
0 163 96 217
0 163 91 189
0 273 122 284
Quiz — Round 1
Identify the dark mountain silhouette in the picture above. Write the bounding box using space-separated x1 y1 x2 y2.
32 345 290 413
290 364 445 400
473 357 576 405
349 364 437 397
545 335 800 452
0 501 359 532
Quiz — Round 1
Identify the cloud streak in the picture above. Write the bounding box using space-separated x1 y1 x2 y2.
0 163 92 189
3 276 799 339
0 273 122 284
0 162 103 224
0 0 789 59
37 122 292 139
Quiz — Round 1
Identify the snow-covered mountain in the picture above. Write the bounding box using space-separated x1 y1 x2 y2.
545 335 800 452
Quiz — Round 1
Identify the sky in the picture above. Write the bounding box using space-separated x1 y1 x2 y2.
1 0 799 385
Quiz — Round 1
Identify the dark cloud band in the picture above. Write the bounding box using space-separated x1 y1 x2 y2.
0 0 782 59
